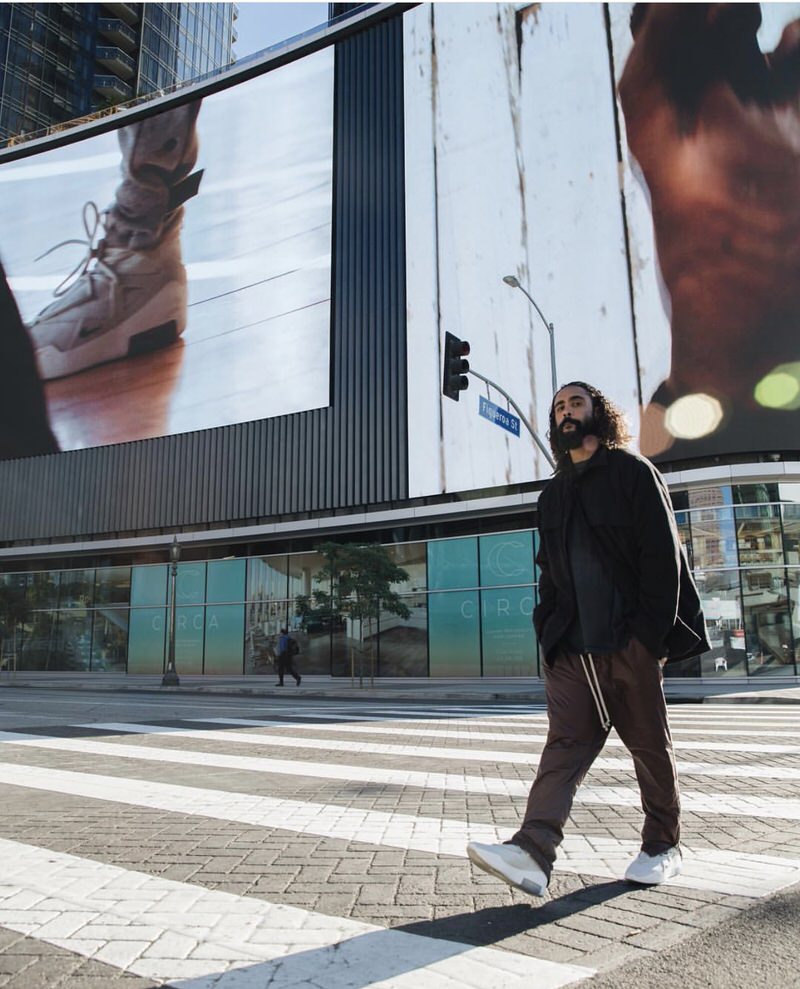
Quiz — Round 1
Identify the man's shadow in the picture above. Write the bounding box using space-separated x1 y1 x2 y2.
165 882 632 988
396 879 631 946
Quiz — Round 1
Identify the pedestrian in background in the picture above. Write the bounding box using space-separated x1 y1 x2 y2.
468 381 708 897
275 627 302 687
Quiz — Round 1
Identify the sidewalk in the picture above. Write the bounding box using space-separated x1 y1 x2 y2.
2 672 800 703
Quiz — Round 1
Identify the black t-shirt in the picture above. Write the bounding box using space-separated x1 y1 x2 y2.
562 459 628 655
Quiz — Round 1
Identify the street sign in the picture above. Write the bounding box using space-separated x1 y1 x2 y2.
478 396 520 437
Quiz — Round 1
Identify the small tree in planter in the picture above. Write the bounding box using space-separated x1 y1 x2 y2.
310 542 410 686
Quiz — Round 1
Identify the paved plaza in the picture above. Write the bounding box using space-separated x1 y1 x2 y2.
0 684 798 986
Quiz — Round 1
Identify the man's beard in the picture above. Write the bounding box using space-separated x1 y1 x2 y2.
555 416 596 452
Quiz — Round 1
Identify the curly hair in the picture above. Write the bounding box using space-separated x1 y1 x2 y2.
548 381 632 472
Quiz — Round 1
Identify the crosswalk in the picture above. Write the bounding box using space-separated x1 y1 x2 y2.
0 700 799 987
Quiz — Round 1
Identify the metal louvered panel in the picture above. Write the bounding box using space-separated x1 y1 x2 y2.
0 13 407 544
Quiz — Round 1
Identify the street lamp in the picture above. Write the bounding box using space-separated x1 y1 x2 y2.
503 274 558 394
161 535 181 687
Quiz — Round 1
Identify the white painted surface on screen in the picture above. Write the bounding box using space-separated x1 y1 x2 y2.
404 3 639 497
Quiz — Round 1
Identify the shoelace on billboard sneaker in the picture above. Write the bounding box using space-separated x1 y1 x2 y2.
33 201 119 298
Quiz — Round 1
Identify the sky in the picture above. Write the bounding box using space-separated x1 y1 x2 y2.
232 2 331 60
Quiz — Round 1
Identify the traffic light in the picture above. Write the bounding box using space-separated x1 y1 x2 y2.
442 332 470 401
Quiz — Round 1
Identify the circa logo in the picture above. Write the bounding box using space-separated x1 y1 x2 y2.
460 597 534 619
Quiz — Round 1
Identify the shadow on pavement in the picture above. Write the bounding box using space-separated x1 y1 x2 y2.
395 880 631 947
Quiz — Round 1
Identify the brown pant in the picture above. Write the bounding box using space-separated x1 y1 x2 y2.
511 637 680 880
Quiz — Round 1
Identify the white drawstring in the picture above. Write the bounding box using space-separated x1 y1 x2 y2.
580 652 611 731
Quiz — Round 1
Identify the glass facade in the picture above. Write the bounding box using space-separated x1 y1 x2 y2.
137 4 235 95
672 482 800 677
0 4 97 142
1 4 236 145
2 483 800 679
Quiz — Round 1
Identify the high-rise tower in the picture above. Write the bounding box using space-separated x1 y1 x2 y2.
0 3 237 144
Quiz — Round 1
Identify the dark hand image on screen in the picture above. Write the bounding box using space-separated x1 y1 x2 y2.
619 3 800 459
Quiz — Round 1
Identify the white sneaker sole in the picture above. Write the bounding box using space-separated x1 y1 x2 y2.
35 279 187 380
467 843 547 897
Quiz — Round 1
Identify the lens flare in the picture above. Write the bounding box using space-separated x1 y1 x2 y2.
664 394 723 440
754 365 800 410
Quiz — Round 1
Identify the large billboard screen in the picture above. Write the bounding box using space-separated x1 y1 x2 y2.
0 47 333 458
405 2 800 498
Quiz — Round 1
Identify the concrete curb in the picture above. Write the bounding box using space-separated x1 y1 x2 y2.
2 677 800 704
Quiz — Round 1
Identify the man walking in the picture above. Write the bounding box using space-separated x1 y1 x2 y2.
467 382 708 897
275 627 301 687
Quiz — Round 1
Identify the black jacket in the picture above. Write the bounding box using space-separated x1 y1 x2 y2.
533 446 709 665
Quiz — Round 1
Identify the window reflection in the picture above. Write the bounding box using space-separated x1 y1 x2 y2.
735 504 783 567
247 556 288 603
91 608 128 672
385 542 427 593
95 567 131 606
288 552 327 605
694 570 746 676
741 568 794 674
782 504 800 565
58 569 94 609
28 570 59 610
376 593 427 677
689 508 738 570
246 557 289 676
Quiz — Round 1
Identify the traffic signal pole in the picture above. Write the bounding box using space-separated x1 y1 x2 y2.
467 367 555 469
441 330 555 469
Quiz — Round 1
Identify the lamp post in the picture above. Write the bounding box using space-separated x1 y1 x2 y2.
503 274 558 394
161 535 181 687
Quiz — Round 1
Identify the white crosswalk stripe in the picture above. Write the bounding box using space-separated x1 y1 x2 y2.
64 721 800 780
179 716 800 754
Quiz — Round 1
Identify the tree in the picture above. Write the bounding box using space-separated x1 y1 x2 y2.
308 542 411 686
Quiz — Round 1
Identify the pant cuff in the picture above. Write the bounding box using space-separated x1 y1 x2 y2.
641 839 677 855
505 834 552 880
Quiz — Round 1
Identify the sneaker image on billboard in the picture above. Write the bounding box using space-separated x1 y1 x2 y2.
29 202 189 380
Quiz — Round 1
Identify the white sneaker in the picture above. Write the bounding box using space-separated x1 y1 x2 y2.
624 846 682 885
466 841 548 897
29 203 187 380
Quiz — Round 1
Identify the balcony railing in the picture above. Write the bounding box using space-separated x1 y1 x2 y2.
99 2 140 27
95 45 136 80
97 17 137 52
92 74 133 101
